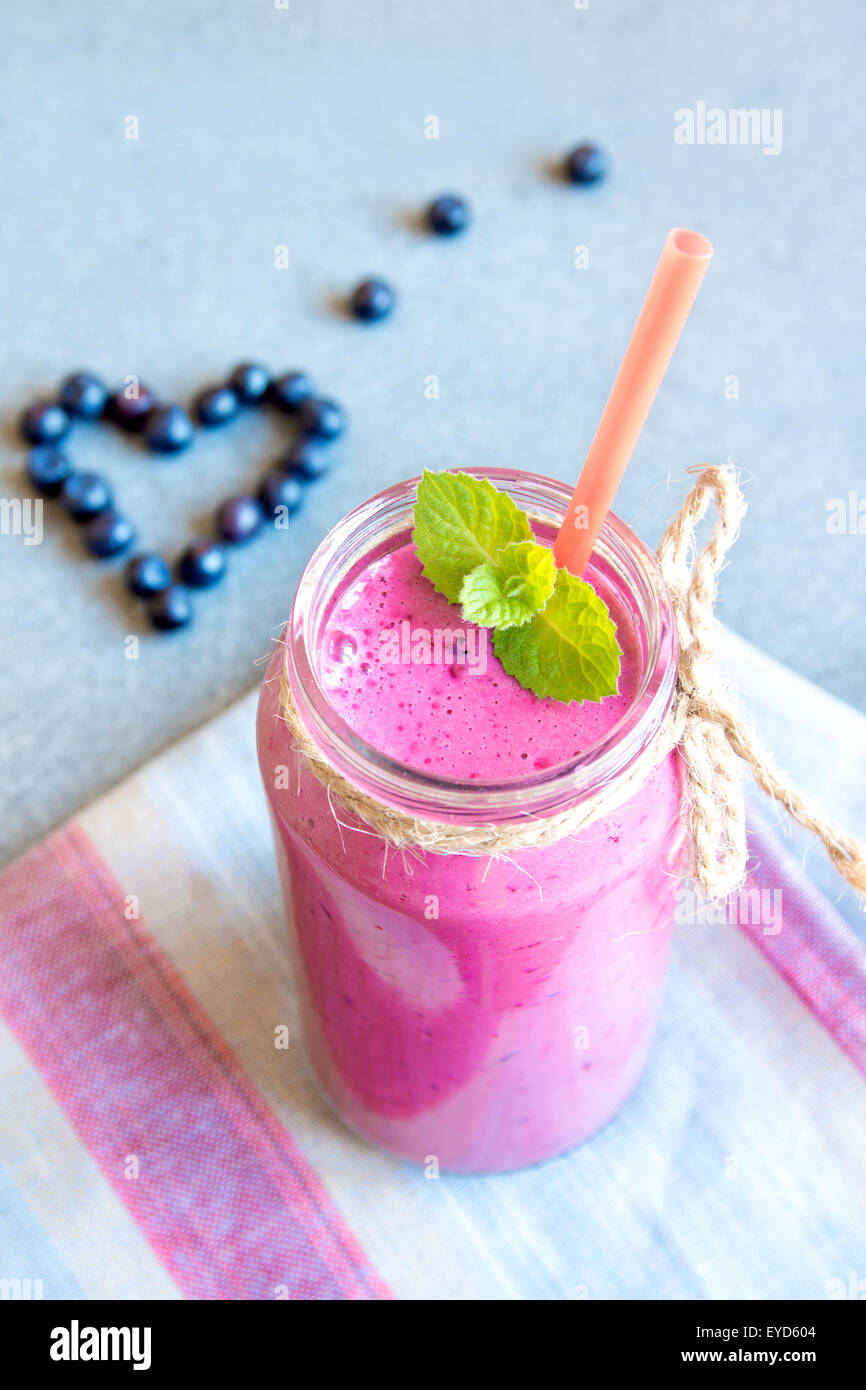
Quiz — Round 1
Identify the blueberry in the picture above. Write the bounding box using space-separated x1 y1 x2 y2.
83 509 136 558
565 144 608 185
107 383 156 431
60 471 112 522
350 278 395 322
27 445 71 495
60 372 107 419
297 396 345 441
148 585 193 631
195 385 240 427
229 362 271 404
125 553 172 598
259 468 304 518
427 194 471 235
145 404 195 454
271 371 313 413
21 400 70 445
216 495 265 544
281 437 331 480
179 538 227 588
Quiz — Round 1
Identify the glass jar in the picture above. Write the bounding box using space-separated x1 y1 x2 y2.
256 469 686 1172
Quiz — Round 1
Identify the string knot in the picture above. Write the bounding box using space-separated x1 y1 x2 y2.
658 463 866 898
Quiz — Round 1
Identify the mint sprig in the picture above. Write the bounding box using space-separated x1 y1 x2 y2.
412 470 621 704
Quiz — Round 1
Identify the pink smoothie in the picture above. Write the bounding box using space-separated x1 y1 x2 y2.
257 535 685 1171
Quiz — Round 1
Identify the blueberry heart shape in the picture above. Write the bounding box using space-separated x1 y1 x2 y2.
22 366 347 633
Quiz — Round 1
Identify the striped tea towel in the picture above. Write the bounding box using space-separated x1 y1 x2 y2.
0 627 864 1300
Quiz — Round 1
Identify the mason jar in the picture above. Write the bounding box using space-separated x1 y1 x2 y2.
256 469 686 1172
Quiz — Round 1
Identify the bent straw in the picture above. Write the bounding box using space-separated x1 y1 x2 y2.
553 228 713 576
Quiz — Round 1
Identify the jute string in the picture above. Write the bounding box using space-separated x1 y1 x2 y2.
279 465 866 899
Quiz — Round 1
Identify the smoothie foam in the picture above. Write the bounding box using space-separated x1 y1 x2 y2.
318 541 640 779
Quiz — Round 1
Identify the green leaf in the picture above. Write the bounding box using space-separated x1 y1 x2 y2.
412 469 622 705
412 470 532 604
459 541 556 630
493 566 622 704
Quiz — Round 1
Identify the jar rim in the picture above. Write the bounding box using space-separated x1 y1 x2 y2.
286 468 678 826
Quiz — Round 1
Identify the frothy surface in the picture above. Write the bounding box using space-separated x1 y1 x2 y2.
318 542 641 779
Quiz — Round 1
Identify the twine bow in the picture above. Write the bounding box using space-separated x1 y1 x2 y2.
279 465 866 899
660 464 866 897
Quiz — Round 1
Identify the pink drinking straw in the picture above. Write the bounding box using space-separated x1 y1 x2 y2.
553 228 713 576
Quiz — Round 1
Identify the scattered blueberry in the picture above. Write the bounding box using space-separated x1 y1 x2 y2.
281 436 331 480
271 371 313 413
565 144 608 185
297 396 345 441
216 495 265 544
107 383 156 430
195 385 240 427
145 404 195 454
125 553 172 598
179 538 227 588
60 471 112 522
27 445 71 495
350 278 395 322
427 194 471 235
60 372 107 419
229 362 271 404
148 585 193 631
259 468 304 518
21 400 70 445
83 509 136 558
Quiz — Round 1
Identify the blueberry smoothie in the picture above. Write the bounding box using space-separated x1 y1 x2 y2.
257 473 686 1171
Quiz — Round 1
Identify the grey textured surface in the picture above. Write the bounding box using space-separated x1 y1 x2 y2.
2 0 865 866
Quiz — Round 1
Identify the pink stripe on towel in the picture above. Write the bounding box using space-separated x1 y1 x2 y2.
738 810 866 1080
0 825 391 1301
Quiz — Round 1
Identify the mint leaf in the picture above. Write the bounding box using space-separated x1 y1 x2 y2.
412 470 532 603
411 469 622 704
493 567 622 704
459 541 556 630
